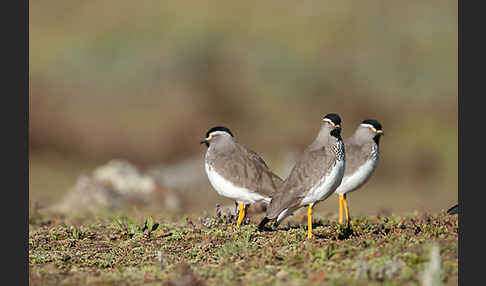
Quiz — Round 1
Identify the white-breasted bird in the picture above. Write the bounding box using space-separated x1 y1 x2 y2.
201 126 283 227
334 119 384 224
258 113 346 238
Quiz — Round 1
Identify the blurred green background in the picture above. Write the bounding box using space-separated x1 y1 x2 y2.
29 0 457 219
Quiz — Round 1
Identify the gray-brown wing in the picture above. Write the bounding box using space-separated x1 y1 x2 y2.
220 144 283 198
246 148 284 195
266 147 333 219
343 140 372 177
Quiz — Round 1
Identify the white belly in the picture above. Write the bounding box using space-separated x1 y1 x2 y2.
301 159 345 206
335 159 377 195
205 163 270 204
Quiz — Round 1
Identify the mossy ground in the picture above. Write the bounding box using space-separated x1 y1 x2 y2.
29 211 458 285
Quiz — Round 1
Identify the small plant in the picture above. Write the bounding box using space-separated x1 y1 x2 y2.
142 216 159 238
112 216 139 238
111 216 159 239
336 223 354 240
96 253 115 268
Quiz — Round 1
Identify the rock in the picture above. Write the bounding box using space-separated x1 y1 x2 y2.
92 160 156 197
51 159 181 214
147 157 206 193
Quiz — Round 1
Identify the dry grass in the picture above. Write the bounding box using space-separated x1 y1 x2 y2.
29 211 458 285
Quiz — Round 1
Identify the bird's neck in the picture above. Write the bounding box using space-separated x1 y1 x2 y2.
309 134 340 151
208 139 236 155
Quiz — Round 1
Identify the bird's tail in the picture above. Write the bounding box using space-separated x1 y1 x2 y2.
258 217 271 231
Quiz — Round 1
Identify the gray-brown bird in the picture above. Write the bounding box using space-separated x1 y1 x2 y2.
201 126 283 227
258 113 345 238
334 119 383 224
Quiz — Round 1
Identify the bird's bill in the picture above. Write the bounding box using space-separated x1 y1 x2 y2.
375 129 384 136
199 135 213 144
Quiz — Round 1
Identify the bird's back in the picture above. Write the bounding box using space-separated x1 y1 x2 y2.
207 142 282 198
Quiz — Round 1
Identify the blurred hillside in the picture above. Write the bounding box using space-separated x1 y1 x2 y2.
29 0 457 218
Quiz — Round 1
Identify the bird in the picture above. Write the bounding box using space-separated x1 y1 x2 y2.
447 204 458 215
258 113 346 239
200 126 283 227
334 119 384 225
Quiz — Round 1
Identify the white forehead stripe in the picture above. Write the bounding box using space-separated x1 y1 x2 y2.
323 118 334 125
360 123 375 129
209 130 231 137
360 123 382 133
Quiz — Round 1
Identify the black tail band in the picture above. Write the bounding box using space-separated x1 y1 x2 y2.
258 217 271 231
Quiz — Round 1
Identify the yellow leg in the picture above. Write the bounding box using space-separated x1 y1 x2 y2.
342 194 351 224
236 203 246 228
307 205 313 239
338 195 344 224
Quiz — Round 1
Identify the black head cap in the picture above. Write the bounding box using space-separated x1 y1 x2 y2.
323 113 342 126
362 119 383 145
205 126 234 138
361 119 383 131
